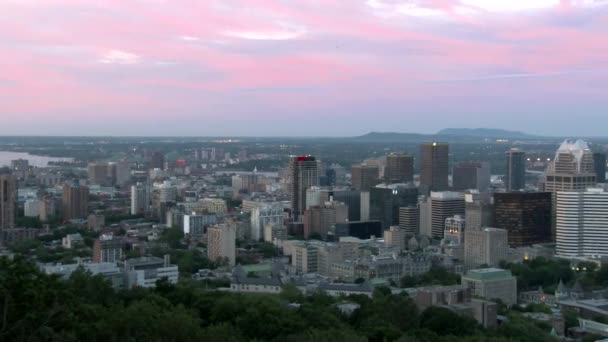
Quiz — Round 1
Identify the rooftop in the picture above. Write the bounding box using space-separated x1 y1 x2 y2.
463 268 514 281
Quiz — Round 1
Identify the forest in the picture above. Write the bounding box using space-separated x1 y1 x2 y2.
0 256 559 342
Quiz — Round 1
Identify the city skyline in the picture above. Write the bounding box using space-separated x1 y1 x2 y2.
2 1 608 136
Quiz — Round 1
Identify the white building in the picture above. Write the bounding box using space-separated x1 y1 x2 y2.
62 233 84 249
131 182 149 216
251 203 284 241
124 255 178 288
557 188 608 258
207 224 236 266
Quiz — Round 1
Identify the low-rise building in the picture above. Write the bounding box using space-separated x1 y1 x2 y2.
461 268 517 306
62 233 84 249
123 255 178 289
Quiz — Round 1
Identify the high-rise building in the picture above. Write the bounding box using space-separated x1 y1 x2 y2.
0 173 17 230
88 162 109 186
62 184 89 220
251 203 284 241
423 191 465 239
464 227 509 270
207 224 236 266
505 149 526 191
493 192 552 247
93 234 124 263
465 192 493 231
288 155 319 220
183 213 217 239
131 182 149 216
399 206 420 235
556 188 608 258
385 153 414 183
149 151 165 170
112 160 131 186
370 184 418 229
452 162 491 191
420 142 449 192
544 140 596 192
303 201 348 240
351 164 380 191
593 152 607 183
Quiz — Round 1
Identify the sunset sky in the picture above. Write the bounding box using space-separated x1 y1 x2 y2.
1 0 607 136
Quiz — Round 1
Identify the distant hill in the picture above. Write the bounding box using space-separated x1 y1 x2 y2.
354 132 429 142
436 128 534 138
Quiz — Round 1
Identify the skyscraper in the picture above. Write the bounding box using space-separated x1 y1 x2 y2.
62 184 89 220
505 149 526 191
149 151 165 170
398 206 420 235
303 201 348 240
452 161 491 191
385 153 414 183
493 192 552 247
556 188 608 258
428 191 465 239
0 173 17 230
464 227 509 271
420 142 449 192
288 155 319 220
351 164 379 191
131 182 149 216
544 140 596 192
370 184 418 229
207 224 237 266
593 152 607 183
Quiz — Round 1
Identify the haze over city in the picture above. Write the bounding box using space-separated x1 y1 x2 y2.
2 0 608 136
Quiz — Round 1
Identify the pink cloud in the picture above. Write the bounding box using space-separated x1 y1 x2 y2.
1 0 607 135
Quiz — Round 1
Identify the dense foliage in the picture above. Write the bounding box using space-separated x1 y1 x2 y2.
0 257 559 341
400 266 461 288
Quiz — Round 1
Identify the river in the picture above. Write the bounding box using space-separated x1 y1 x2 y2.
0 151 73 167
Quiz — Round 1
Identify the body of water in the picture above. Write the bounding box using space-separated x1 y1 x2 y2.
0 151 73 168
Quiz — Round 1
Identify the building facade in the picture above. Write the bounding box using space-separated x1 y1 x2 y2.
556 189 608 258
420 142 449 192
464 227 509 270
452 162 491 192
288 155 319 220
493 192 552 247
351 164 380 191
506 149 526 191
207 224 237 266
384 153 414 183
62 184 89 220
0 173 17 230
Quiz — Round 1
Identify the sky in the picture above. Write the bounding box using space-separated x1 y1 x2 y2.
1 0 608 137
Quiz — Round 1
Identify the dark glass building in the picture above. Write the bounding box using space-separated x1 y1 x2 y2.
420 142 449 192
594 152 607 183
505 149 526 191
334 220 382 240
385 153 414 183
370 184 418 229
493 192 552 247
